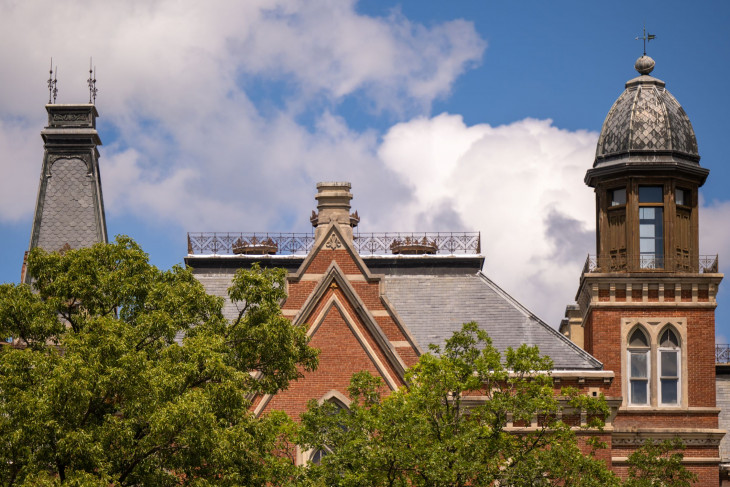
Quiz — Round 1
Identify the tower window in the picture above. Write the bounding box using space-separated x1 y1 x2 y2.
639 207 664 268
638 186 664 268
675 188 690 207
609 188 626 206
639 186 663 203
628 327 650 405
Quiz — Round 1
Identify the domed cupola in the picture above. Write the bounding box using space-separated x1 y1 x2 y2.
588 56 709 273
587 56 707 187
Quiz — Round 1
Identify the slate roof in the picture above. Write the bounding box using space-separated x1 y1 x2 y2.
594 55 699 166
35 157 101 251
383 272 602 370
28 104 107 259
187 254 603 370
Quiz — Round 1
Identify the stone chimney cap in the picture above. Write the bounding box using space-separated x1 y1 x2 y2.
317 181 351 189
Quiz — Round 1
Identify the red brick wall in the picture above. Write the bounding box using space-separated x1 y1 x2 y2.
586 304 719 484
586 307 717 406
261 303 403 419
262 244 420 420
611 464 718 486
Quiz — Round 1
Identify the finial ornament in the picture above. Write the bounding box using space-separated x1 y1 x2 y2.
634 55 655 75
635 26 656 56
87 57 98 105
47 58 58 104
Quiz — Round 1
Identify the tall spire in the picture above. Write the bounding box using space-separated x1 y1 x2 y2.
24 102 107 282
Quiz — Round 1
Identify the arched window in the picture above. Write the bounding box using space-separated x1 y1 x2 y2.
658 327 680 405
628 327 650 405
309 398 347 465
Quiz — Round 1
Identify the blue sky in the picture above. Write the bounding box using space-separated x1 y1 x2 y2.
1 0 729 340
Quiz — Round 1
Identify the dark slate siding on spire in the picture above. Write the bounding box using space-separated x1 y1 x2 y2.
36 157 99 251
383 272 602 370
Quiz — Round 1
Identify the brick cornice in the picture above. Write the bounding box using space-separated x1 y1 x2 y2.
612 428 725 447
576 272 722 317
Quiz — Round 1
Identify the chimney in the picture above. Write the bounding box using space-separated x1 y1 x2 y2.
311 182 359 243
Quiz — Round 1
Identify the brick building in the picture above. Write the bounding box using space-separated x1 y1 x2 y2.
24 54 725 483
561 54 724 484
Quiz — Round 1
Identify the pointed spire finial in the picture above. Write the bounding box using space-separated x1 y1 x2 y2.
87 57 98 104
635 25 656 56
47 58 58 104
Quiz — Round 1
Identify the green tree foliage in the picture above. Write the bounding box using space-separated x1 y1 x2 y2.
624 438 697 487
299 322 619 486
299 323 699 486
0 236 318 486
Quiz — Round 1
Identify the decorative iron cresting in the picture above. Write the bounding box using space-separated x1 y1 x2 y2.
716 344 730 364
87 58 98 105
187 232 481 256
582 254 719 274
47 58 58 104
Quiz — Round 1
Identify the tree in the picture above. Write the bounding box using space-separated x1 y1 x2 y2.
0 236 318 486
624 438 697 487
299 322 619 486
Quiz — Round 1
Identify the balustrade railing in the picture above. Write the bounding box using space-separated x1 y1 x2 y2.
717 344 730 364
582 254 719 274
187 232 481 256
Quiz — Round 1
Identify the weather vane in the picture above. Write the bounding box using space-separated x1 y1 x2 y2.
87 57 98 105
47 58 58 104
635 26 656 56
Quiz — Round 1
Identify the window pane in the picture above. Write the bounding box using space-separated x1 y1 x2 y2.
661 379 678 404
630 352 648 378
311 449 327 465
631 380 648 404
660 329 679 348
675 188 687 206
639 186 663 203
661 350 678 377
639 207 655 219
640 238 655 252
629 329 649 347
639 223 655 239
610 188 626 206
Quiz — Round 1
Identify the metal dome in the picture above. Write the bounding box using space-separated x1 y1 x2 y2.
594 56 699 167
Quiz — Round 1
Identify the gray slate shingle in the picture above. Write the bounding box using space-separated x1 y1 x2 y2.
383 272 601 370
37 158 99 251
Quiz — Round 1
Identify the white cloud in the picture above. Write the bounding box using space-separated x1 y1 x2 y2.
378 114 599 326
3 0 726 334
0 119 43 223
0 0 484 229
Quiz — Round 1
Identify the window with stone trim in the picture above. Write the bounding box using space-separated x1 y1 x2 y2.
658 327 681 406
628 327 650 405
306 393 349 465
622 318 686 408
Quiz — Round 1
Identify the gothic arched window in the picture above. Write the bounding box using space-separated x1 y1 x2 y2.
628 327 650 405
658 327 681 405
309 398 348 465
